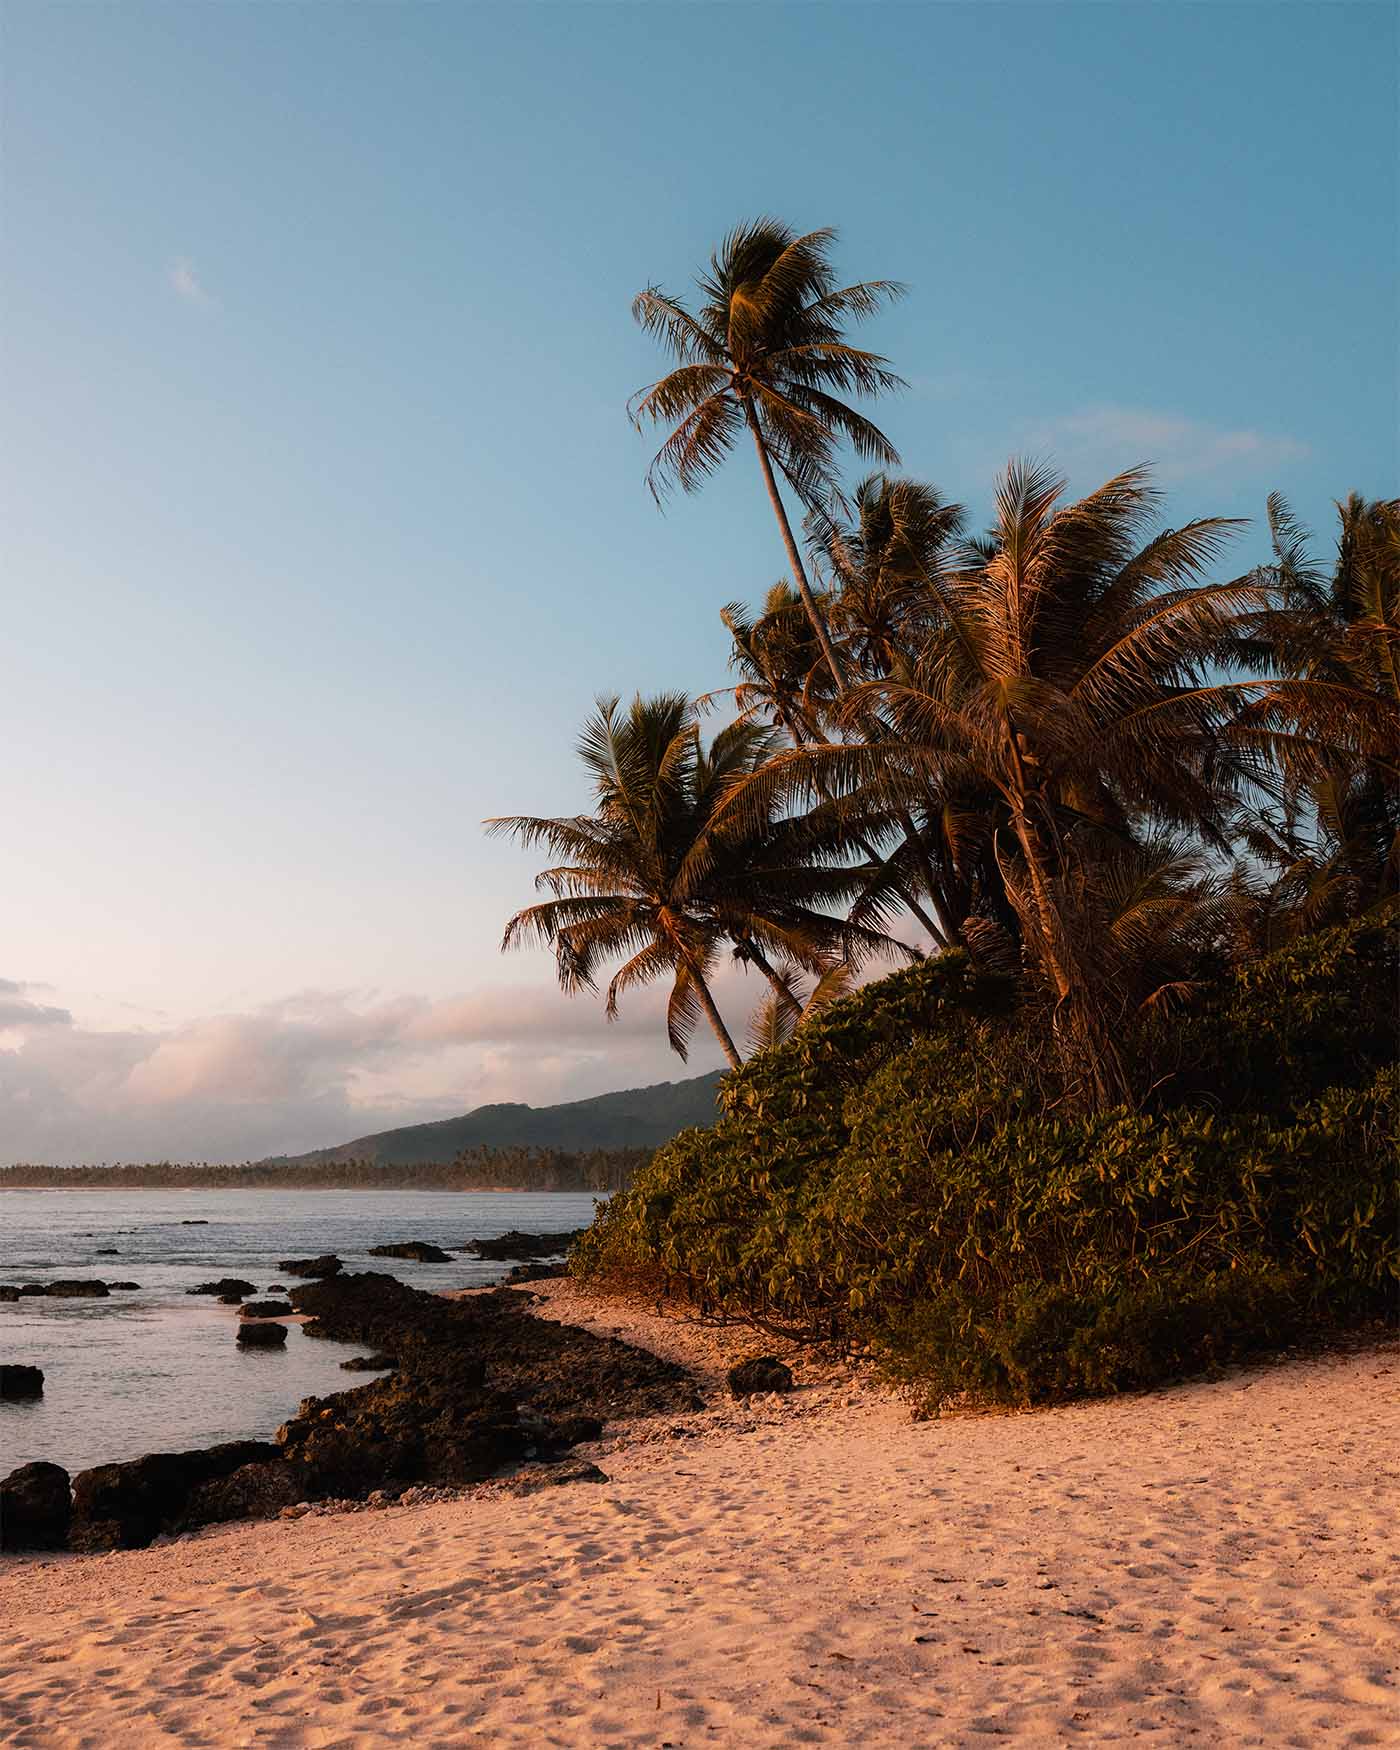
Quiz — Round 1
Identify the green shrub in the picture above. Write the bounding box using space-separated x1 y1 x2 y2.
575 916 1399 1402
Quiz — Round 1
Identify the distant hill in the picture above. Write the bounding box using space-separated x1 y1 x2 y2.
269 1070 725 1168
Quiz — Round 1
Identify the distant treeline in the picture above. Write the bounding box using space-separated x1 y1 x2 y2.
0 1145 648 1194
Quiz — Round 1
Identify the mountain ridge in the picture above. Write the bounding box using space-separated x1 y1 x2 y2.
267 1069 725 1167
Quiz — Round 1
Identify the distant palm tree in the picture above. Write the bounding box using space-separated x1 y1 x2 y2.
489 693 899 1070
630 219 905 691
1236 492 1400 922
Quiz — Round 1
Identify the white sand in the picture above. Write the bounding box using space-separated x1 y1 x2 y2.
2 1282 1397 1748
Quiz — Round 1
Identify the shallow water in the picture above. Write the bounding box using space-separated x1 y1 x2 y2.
0 1187 600 1475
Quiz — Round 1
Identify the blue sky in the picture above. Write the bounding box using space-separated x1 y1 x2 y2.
1 1 1395 1160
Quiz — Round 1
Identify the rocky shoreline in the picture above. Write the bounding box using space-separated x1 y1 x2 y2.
0 1234 690 1557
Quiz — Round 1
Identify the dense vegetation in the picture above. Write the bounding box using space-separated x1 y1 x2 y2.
0 1145 645 1194
576 916 1397 1402
492 217 1396 1402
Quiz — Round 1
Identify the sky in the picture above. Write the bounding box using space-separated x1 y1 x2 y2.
1 0 1395 1163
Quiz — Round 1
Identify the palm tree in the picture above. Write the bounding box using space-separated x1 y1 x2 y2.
713 462 1271 1102
488 693 900 1070
1236 492 1400 923
629 219 906 691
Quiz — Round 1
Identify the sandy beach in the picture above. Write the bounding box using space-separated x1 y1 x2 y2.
2 1281 1397 1748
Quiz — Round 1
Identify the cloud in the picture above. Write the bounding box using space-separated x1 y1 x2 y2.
973 405 1309 490
0 971 763 1165
169 257 213 306
0 978 72 1029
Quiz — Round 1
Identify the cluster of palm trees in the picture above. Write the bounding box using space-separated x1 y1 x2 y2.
493 220 1398 1103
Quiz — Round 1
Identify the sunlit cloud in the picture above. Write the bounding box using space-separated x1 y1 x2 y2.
980 404 1309 490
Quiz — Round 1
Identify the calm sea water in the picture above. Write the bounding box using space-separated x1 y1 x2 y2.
0 1188 601 1477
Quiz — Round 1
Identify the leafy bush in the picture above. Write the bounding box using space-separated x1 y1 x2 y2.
575 916 1398 1403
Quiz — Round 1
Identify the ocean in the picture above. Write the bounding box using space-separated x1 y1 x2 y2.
0 1187 601 1477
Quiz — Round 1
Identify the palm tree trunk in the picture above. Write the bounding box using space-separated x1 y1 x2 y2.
744 944 805 1018
743 401 848 696
687 958 743 1070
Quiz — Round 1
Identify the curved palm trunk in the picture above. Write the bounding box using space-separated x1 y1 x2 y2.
743 401 848 696
686 957 743 1070
743 943 806 1019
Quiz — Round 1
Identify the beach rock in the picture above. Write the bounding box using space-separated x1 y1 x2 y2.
179 1459 302 1527
239 1300 293 1318
266 1284 287 1294
505 1261 568 1285
501 1460 609 1496
340 1352 398 1371
0 1286 19 1301
45 1279 110 1299
278 1255 343 1279
95 1247 119 1256
18 1284 46 1297
466 1230 583 1262
728 1356 794 1397
180 1220 209 1225
187 1278 258 1299
0 1364 44 1399
106 1281 142 1290
367 1241 454 1263
0 1462 71 1552
237 1321 288 1348
218 1291 246 1305
70 1441 281 1550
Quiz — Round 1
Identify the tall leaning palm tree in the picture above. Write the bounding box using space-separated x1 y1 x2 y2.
629 219 906 692
488 693 898 1071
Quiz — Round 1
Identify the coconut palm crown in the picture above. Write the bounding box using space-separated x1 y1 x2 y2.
489 692 899 1070
629 219 906 690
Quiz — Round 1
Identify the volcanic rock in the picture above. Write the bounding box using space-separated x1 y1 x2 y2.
466 1230 582 1262
187 1278 258 1299
0 1462 71 1552
237 1321 288 1348
239 1300 293 1319
70 1441 281 1550
340 1352 398 1371
0 1364 44 1399
728 1356 795 1397
278 1255 343 1278
367 1242 454 1263
45 1280 110 1299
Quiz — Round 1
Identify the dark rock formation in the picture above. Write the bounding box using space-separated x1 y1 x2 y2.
266 1284 287 1294
239 1300 293 1319
237 1321 288 1348
106 1281 142 1290
341 1352 398 1371
0 1364 44 1399
187 1278 258 1299
0 1286 19 1302
367 1242 454 1263
0 1462 71 1552
505 1261 568 1285
218 1291 246 1305
181 1459 301 1526
18 1284 45 1297
96 1247 119 1256
502 1460 609 1496
278 1255 343 1278
45 1280 110 1299
728 1356 794 1396
70 1441 280 1550
290 1273 701 1425
466 1230 583 1262
180 1220 210 1225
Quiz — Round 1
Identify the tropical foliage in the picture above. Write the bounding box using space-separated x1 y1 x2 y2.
492 217 1397 1398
